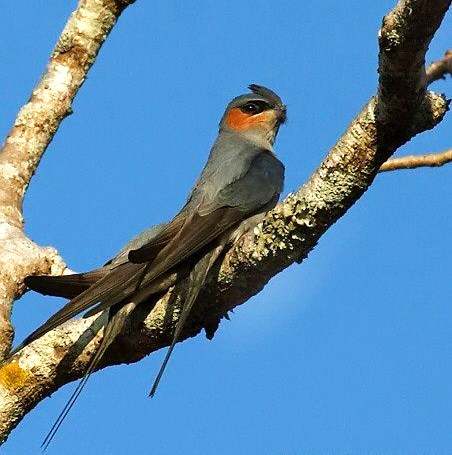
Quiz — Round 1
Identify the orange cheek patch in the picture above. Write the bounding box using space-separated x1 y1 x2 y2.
226 108 252 131
226 108 273 132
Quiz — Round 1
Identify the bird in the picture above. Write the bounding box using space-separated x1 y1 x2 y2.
12 84 286 448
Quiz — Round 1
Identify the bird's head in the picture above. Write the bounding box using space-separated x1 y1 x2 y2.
219 84 287 145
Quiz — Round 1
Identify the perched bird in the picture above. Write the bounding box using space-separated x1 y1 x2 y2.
13 84 286 448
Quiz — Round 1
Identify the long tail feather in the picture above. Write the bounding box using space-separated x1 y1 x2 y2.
149 244 224 397
42 301 138 451
10 262 147 359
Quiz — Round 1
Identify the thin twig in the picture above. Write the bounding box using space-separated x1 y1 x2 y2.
426 49 452 84
379 149 452 172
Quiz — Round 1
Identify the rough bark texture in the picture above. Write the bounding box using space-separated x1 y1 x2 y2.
0 0 136 439
379 49 452 172
0 0 450 444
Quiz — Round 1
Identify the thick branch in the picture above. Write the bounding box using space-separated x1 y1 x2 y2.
379 50 452 173
379 149 452 172
376 1 450 148
0 0 135 396
0 0 133 229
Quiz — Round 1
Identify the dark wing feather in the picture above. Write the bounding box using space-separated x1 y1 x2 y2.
129 151 283 267
119 216 186 265
148 153 283 396
198 150 284 215
16 224 173 353
106 221 177 268
104 222 169 267
11 262 147 356
128 206 244 269
16 149 282 357
24 224 170 300
24 269 107 299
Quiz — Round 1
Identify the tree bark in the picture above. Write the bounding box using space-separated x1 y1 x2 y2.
379 49 452 172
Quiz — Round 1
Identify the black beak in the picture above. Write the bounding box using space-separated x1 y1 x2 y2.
278 105 287 124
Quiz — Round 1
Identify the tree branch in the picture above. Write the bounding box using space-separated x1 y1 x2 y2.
379 149 452 172
379 50 452 173
426 49 452 84
0 0 134 230
0 0 450 443
0 0 136 430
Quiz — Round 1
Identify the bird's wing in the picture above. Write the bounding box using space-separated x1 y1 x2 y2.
73 191 266 319
197 150 284 214
24 269 108 299
128 149 284 276
23 223 170 300
105 222 172 268
129 206 244 270
11 261 147 356
15 150 282 355
15 223 171 354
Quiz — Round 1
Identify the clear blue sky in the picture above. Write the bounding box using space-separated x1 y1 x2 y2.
1 1 451 453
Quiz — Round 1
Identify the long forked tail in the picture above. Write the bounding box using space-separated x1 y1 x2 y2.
41 301 137 451
149 243 224 397
9 262 146 360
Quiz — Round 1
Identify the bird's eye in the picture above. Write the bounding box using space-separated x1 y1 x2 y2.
240 101 267 115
